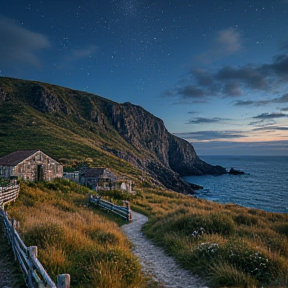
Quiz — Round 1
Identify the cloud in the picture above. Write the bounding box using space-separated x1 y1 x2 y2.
252 126 288 132
186 117 229 124
279 39 288 51
70 45 98 60
165 30 288 103
178 85 207 99
281 107 288 111
235 100 255 106
274 93 288 103
192 140 288 156
169 54 288 101
253 112 288 119
198 27 242 63
192 69 215 87
175 130 246 140
216 65 268 90
234 93 288 107
249 119 276 127
223 82 242 96
216 27 242 54
0 17 50 68
268 54 288 79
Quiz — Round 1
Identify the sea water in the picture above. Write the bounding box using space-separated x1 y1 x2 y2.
183 155 288 214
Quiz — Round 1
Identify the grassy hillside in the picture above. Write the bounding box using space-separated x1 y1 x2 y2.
5 179 288 288
0 77 154 164
6 180 154 288
0 78 150 186
131 189 288 288
0 76 226 194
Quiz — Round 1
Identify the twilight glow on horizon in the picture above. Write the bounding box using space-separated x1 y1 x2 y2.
1 0 288 155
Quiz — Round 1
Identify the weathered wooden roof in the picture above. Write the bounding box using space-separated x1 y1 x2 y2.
0 150 39 166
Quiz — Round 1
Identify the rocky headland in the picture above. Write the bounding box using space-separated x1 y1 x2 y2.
0 77 226 193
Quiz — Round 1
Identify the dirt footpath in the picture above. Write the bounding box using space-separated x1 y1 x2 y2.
122 211 208 288
0 222 26 288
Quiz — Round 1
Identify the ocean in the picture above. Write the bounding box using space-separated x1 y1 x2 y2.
183 155 288 214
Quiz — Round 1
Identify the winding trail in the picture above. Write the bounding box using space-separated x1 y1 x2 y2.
0 222 26 288
122 211 208 288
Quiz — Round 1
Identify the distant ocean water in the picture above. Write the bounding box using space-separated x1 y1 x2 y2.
183 155 288 214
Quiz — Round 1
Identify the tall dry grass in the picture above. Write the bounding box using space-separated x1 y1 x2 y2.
6 180 148 288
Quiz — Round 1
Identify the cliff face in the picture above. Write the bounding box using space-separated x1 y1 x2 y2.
111 102 226 181
111 102 170 166
0 77 225 193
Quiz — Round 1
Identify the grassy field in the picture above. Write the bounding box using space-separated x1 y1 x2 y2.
5 179 288 288
5 179 153 288
131 188 288 288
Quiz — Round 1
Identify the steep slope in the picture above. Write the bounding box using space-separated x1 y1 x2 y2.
0 77 225 193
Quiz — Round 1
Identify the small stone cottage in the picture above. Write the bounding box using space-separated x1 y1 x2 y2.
81 167 117 190
0 150 63 181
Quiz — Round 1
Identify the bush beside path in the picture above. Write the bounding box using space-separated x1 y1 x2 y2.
121 211 208 288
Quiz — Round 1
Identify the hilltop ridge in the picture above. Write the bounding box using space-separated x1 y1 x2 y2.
0 77 225 193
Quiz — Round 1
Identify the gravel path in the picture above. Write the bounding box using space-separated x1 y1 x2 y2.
122 211 208 288
0 221 26 288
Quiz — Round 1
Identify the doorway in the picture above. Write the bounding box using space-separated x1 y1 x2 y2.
37 165 44 181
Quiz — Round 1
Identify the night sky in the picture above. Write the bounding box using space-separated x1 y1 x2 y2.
1 0 288 155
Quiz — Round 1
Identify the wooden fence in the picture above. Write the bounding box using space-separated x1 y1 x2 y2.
89 195 132 222
0 184 70 288
0 184 20 208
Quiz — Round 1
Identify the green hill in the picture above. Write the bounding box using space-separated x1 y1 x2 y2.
0 76 225 192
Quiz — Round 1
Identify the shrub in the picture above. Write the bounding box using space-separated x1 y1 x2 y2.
274 223 288 237
87 230 120 246
209 213 235 236
233 213 259 226
209 262 258 288
98 189 134 201
222 241 276 283
24 222 65 249
169 213 235 236
197 242 220 260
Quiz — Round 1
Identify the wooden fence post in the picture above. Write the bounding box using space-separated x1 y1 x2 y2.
123 201 132 222
28 246 38 286
57 274 70 288
11 219 17 261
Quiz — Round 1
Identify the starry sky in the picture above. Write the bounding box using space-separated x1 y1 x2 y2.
1 0 288 155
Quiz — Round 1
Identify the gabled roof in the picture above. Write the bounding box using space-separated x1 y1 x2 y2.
0 150 39 166
84 168 117 179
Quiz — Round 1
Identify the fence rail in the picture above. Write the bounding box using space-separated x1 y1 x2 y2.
0 209 70 288
0 184 70 288
0 184 20 208
89 195 132 222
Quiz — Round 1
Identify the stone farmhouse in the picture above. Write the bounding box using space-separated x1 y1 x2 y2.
0 150 63 181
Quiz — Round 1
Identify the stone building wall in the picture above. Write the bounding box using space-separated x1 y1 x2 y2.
0 151 63 181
